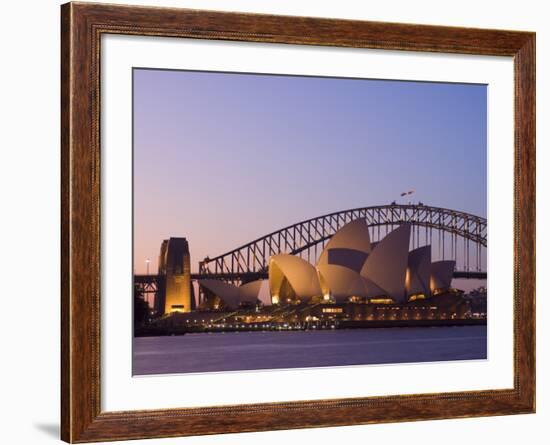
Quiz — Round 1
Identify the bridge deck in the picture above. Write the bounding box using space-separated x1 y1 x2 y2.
134 270 487 283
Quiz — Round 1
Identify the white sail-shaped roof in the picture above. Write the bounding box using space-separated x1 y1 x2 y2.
360 224 411 303
199 279 241 310
317 264 369 303
254 280 272 306
363 276 389 298
269 254 322 302
239 280 264 304
199 279 266 308
317 219 371 272
406 245 432 297
430 260 455 292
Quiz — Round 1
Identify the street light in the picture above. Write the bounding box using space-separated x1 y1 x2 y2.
145 258 150 275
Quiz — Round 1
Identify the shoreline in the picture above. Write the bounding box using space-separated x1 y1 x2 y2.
135 318 486 337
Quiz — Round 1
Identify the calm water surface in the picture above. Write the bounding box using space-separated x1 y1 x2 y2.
133 326 487 375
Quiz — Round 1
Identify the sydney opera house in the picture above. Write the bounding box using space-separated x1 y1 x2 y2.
198 220 456 310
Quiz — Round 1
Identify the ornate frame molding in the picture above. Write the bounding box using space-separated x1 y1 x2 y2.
61 2 535 442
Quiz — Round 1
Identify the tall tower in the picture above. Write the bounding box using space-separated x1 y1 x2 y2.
154 240 169 315
162 237 192 313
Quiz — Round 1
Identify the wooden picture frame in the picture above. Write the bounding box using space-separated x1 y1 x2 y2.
61 2 535 442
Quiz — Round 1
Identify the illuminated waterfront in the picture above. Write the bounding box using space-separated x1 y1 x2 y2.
133 325 487 375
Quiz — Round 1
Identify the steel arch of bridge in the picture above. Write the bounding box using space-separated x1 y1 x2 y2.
199 204 487 277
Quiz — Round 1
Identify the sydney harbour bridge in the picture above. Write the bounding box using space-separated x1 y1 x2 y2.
135 203 487 300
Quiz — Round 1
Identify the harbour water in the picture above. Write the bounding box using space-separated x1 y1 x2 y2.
133 325 487 375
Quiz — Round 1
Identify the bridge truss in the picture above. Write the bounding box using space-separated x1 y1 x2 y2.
198 204 487 282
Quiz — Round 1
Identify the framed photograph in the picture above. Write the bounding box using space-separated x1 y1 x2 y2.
61 2 535 442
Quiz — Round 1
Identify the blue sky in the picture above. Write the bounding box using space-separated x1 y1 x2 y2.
133 69 487 273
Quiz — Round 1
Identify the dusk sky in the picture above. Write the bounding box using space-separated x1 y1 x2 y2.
133 68 487 274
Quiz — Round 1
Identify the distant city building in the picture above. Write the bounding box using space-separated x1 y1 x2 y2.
157 237 193 314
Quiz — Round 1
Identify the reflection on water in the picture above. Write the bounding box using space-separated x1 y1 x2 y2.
133 325 487 375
